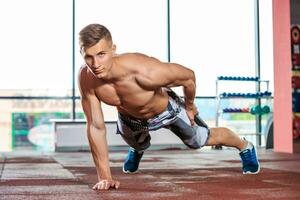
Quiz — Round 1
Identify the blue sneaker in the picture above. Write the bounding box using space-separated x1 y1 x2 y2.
239 142 260 174
123 148 144 174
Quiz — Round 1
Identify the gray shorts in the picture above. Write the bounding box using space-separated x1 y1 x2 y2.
116 90 210 152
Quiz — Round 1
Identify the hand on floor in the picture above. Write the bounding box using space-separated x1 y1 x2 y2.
92 179 120 190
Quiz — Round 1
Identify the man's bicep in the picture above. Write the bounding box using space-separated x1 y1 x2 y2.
146 62 193 88
136 62 172 89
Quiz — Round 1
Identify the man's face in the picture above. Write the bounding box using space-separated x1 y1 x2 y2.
81 39 116 79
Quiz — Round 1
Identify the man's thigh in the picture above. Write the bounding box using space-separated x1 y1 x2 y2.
167 108 209 149
117 120 151 152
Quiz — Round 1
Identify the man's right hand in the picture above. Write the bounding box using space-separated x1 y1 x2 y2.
92 179 120 190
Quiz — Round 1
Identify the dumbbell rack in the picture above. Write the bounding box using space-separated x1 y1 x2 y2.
215 76 272 146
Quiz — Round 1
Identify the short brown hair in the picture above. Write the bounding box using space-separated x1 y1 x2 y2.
79 24 112 49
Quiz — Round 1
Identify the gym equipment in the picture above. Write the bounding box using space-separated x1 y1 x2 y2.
291 25 300 137
250 105 271 115
262 105 271 114
292 91 300 112
292 54 300 66
292 76 300 88
293 116 300 139
220 91 271 98
216 76 272 148
223 108 248 113
217 76 259 81
291 25 300 44
264 115 274 149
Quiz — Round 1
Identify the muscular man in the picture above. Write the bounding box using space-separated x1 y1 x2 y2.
78 24 260 190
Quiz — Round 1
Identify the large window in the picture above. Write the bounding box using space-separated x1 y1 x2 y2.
0 0 274 151
170 0 256 96
0 0 72 95
0 0 73 151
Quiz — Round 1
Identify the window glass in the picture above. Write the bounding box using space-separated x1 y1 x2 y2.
170 0 256 96
0 0 72 94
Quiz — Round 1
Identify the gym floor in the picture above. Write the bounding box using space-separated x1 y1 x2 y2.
1 148 300 200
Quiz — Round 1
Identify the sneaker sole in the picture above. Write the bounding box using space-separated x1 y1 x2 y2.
122 166 139 174
243 165 260 174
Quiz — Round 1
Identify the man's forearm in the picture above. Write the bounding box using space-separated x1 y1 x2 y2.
87 126 112 180
183 79 196 110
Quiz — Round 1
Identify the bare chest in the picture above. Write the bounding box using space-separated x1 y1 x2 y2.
94 80 154 108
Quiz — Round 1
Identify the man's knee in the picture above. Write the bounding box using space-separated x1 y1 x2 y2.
183 126 209 149
184 138 202 149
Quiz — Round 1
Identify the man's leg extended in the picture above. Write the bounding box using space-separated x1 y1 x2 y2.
206 127 247 150
165 89 260 174
206 127 260 174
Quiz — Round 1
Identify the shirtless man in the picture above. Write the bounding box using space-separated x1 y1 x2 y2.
78 24 260 191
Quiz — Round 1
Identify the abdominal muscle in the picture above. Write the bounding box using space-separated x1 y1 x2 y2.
117 89 169 119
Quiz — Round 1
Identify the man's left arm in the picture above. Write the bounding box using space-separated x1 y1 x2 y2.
136 56 197 124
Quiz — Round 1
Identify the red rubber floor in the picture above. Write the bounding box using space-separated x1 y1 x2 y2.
1 148 300 200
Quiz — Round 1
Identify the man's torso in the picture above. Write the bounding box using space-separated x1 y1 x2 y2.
82 53 169 119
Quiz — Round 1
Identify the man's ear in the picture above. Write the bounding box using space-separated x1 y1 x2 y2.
112 44 116 55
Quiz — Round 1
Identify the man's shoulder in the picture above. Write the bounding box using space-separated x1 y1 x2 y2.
116 53 160 71
78 64 95 94
79 64 88 73
117 52 157 63
78 65 89 83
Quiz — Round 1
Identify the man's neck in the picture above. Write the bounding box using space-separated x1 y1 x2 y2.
100 59 121 82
